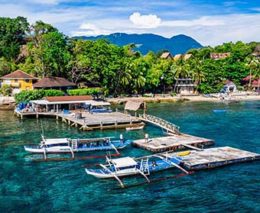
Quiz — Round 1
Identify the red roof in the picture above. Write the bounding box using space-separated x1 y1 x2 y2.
33 77 76 88
242 75 250 81
44 96 93 102
252 79 260 87
0 70 37 80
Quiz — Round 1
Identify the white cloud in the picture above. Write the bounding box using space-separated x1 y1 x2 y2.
0 2 259 46
156 14 260 46
251 7 260 12
28 0 60 4
72 23 110 36
162 16 225 27
129 12 161 28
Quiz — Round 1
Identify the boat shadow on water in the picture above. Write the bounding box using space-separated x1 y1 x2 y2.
107 170 193 190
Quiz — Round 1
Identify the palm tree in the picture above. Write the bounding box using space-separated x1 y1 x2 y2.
245 57 260 90
190 59 205 92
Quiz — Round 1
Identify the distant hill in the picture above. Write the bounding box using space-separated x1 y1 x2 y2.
74 33 203 55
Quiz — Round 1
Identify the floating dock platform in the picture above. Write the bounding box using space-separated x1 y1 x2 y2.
133 134 214 152
162 146 260 170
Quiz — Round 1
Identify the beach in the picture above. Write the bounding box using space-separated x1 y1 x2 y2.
107 93 260 104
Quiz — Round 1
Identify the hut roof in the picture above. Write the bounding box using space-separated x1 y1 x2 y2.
225 80 236 86
252 44 260 56
124 101 144 111
33 77 76 88
210 53 230 60
174 54 182 61
242 75 251 81
252 79 260 87
183 54 192 60
44 95 93 102
0 70 37 80
160 52 173 59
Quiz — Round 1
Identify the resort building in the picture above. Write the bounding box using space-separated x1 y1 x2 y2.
0 70 38 94
160 52 173 60
210 53 230 60
221 81 237 93
252 44 260 58
242 75 258 90
33 77 76 91
173 54 192 61
252 79 260 92
173 78 196 95
19 95 110 113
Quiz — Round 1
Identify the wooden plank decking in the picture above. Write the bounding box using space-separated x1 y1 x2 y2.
163 146 260 170
133 134 214 152
57 112 143 130
14 109 143 131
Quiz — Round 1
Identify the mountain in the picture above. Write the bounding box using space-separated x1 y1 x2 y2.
74 33 203 55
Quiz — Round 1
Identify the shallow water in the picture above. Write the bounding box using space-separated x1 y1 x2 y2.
0 101 259 212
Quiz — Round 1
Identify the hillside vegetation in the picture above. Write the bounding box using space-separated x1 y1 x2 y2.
0 17 259 96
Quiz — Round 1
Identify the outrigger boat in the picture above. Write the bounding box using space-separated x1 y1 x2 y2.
24 135 132 159
85 152 190 188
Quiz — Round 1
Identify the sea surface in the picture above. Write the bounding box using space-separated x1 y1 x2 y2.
0 101 259 212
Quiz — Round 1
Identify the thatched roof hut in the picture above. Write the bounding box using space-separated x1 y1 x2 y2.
160 52 173 60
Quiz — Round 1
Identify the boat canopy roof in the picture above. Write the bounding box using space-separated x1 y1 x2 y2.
43 138 69 145
110 157 137 168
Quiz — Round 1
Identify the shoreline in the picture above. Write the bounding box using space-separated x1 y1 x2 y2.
107 94 260 104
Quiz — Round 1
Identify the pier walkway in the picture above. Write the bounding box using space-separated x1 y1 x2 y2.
139 114 180 134
57 112 143 131
14 109 143 131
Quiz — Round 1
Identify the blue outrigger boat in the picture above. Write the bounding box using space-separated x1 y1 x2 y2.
24 135 132 158
85 153 190 188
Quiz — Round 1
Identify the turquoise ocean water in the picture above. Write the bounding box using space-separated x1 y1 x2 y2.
0 101 259 212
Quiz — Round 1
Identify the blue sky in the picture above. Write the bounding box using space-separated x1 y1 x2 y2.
0 0 259 45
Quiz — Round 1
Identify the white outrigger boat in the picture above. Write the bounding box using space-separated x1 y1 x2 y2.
24 135 132 160
85 153 190 188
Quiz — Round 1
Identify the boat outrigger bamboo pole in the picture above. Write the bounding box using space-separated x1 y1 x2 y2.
99 164 125 188
137 170 150 183
43 148 47 160
154 155 189 174
69 147 75 159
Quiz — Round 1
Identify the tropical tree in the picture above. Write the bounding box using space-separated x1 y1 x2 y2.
0 17 29 60
31 31 71 77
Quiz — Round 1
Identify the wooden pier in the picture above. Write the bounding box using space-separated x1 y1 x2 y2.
14 109 143 131
133 134 214 152
162 146 260 170
57 112 143 130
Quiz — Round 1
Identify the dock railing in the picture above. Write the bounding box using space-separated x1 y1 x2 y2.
139 114 180 135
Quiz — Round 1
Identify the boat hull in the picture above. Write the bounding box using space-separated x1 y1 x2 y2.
85 168 140 179
85 157 183 179
24 139 131 154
